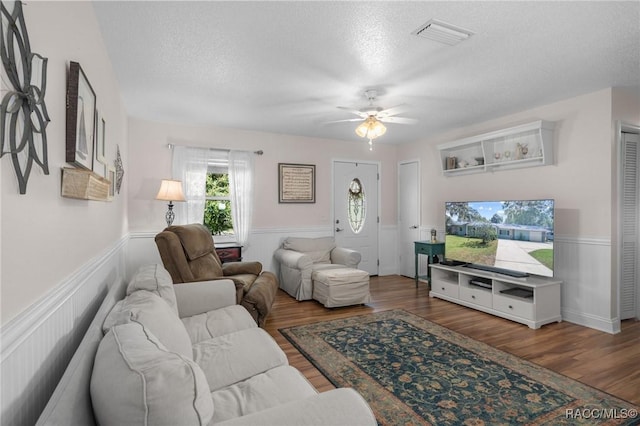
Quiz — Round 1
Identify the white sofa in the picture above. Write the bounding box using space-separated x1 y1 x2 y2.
37 264 376 426
274 236 362 300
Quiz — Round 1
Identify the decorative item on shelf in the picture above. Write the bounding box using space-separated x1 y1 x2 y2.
515 143 528 160
430 228 437 243
446 156 457 170
494 152 501 161
457 160 468 168
0 0 50 194
156 179 186 227
475 157 484 165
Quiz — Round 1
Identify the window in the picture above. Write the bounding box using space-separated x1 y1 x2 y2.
204 162 235 238
348 178 366 233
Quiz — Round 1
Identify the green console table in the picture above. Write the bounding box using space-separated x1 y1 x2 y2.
414 241 445 288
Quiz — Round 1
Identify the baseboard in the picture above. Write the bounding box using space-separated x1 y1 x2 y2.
562 308 620 334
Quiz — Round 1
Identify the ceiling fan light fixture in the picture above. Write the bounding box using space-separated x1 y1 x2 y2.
355 116 386 139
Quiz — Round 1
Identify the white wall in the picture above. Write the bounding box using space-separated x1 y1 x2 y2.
1 1 128 325
398 88 630 332
0 2 128 424
126 117 399 273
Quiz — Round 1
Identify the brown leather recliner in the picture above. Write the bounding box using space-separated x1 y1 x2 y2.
154 223 278 327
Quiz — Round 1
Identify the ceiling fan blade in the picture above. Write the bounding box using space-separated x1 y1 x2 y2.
324 118 365 124
377 104 408 118
379 116 418 124
337 106 368 118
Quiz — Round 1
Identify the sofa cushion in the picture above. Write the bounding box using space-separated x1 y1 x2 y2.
91 323 213 426
283 237 336 264
126 264 178 314
193 328 288 391
103 291 193 359
210 365 318 423
181 305 257 343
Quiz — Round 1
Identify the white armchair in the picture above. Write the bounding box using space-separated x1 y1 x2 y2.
274 236 361 300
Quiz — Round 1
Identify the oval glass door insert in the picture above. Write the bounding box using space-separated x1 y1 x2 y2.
348 178 366 233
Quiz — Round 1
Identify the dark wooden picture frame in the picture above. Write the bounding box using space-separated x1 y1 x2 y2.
278 163 315 203
66 61 97 170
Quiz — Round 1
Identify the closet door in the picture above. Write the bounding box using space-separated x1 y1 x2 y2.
620 132 639 320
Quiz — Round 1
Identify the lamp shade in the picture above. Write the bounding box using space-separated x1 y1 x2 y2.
355 116 386 140
156 179 186 202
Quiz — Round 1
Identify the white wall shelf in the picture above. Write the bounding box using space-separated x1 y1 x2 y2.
429 263 562 329
437 120 555 176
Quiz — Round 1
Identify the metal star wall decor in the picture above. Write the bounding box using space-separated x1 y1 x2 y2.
114 144 124 194
1 0 50 194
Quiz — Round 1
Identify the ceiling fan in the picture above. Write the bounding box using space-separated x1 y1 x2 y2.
329 90 417 150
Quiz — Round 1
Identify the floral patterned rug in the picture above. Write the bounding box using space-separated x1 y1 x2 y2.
280 310 639 425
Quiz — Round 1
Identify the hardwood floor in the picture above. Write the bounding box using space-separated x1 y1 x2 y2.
264 275 640 406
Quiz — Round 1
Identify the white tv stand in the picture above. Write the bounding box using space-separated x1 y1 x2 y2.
429 264 562 329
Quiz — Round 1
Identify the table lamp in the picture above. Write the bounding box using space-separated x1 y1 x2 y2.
156 179 186 227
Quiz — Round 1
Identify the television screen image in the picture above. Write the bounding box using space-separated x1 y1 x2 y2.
445 199 554 277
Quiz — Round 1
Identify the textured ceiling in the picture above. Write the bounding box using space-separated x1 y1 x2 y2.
92 1 640 145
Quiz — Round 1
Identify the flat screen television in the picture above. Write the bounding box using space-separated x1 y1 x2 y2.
444 199 555 277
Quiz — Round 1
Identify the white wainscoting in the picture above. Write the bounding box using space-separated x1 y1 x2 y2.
554 235 619 333
128 225 400 279
0 236 128 426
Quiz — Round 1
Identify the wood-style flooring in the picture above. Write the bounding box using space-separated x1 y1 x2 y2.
263 275 640 406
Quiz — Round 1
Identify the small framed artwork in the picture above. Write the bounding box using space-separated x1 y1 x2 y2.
108 165 116 199
278 163 315 203
66 61 97 170
93 112 107 177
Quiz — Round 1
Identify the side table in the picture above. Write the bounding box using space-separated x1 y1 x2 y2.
215 244 242 263
414 241 445 288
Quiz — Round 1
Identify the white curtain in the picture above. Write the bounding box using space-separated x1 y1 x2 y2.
171 146 209 225
228 150 254 246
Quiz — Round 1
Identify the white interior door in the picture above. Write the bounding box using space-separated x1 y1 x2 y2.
333 161 379 275
398 161 420 278
620 131 640 320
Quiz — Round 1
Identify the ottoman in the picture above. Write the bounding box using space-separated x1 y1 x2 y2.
312 268 371 308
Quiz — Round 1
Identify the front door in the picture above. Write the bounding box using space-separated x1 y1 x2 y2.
333 161 379 275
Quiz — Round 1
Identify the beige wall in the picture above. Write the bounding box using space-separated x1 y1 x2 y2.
398 88 615 239
0 1 128 325
127 118 398 233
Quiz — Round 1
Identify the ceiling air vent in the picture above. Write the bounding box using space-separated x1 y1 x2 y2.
412 19 474 45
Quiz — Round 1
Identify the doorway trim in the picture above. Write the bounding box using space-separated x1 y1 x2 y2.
398 158 421 278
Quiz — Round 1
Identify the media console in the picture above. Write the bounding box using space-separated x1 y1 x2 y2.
429 263 562 329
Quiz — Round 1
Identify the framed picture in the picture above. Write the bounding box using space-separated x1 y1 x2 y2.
66 61 96 170
93 112 107 176
278 163 315 203
108 165 116 200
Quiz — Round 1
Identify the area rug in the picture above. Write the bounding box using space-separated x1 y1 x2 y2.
280 310 639 425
